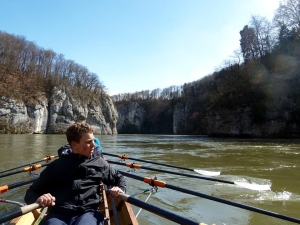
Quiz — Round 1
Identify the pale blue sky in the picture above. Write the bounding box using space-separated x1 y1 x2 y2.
0 0 280 95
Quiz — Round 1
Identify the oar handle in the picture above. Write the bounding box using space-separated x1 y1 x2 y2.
0 203 40 223
21 203 40 214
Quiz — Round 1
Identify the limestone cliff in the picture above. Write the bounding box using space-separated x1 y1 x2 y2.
173 105 185 134
116 102 145 133
0 87 118 134
207 107 298 137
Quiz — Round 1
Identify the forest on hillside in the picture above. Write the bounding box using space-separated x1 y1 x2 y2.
0 31 108 106
112 0 300 135
0 0 300 135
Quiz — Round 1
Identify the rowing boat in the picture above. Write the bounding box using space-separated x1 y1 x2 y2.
9 184 138 225
2 154 300 225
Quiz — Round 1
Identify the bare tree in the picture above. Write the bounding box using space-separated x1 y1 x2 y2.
273 0 300 30
250 15 276 56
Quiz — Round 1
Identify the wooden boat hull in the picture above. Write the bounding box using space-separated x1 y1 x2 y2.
9 209 38 225
9 185 138 225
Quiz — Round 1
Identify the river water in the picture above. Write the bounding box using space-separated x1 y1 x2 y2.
0 134 299 225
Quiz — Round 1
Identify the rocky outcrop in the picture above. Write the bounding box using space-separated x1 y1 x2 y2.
0 97 33 133
207 107 299 137
173 105 185 134
116 102 145 133
26 95 48 133
0 87 118 134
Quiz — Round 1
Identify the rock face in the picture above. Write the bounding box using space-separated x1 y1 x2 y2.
26 95 48 133
207 107 298 137
0 96 32 133
0 87 118 134
173 105 185 134
116 102 145 133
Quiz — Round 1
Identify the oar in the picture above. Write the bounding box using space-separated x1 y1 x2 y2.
0 156 57 174
0 163 48 179
107 160 270 191
118 193 206 225
0 203 40 224
102 152 220 176
119 171 300 224
0 198 25 206
0 203 40 223
0 177 37 194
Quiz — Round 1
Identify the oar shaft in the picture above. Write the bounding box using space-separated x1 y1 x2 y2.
103 152 195 171
0 163 47 179
119 171 300 224
164 183 300 224
0 177 37 194
0 203 40 223
8 177 38 190
0 156 57 174
118 193 201 225
0 170 24 178
108 160 233 185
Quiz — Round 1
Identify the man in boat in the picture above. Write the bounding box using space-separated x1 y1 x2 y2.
24 122 126 225
59 137 103 157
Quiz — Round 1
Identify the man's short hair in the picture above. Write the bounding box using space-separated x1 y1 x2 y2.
66 123 94 144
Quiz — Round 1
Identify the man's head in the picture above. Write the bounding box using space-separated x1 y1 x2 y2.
66 123 95 156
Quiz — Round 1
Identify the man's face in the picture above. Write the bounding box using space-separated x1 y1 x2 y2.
71 132 95 157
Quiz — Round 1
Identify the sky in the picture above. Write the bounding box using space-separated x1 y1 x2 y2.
0 0 281 95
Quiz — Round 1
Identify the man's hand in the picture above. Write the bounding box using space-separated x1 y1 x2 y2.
37 193 56 207
109 186 124 198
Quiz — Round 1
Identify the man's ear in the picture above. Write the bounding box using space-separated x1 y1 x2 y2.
70 141 77 149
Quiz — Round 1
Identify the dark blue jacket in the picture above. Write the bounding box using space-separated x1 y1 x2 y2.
24 145 126 216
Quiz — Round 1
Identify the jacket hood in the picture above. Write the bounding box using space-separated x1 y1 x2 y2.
57 144 100 159
58 144 72 158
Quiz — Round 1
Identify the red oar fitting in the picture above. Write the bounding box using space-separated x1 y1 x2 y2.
23 164 42 172
43 155 55 162
144 177 166 188
0 185 8 194
118 154 129 160
125 163 141 169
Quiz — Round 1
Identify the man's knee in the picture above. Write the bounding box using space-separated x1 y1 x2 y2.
75 210 104 225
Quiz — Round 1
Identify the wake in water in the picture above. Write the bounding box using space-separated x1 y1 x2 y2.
210 175 300 204
255 190 293 201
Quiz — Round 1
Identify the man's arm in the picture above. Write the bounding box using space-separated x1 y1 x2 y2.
100 158 126 193
24 163 57 205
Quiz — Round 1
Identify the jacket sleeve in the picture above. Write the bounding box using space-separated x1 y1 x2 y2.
101 159 126 192
24 162 57 204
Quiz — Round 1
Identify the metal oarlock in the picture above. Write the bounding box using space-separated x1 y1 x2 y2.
130 187 155 198
148 176 158 192
128 162 136 173
30 170 39 177
118 154 128 162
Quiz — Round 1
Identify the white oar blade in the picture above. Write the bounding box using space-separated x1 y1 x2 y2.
194 169 221 176
234 181 271 191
